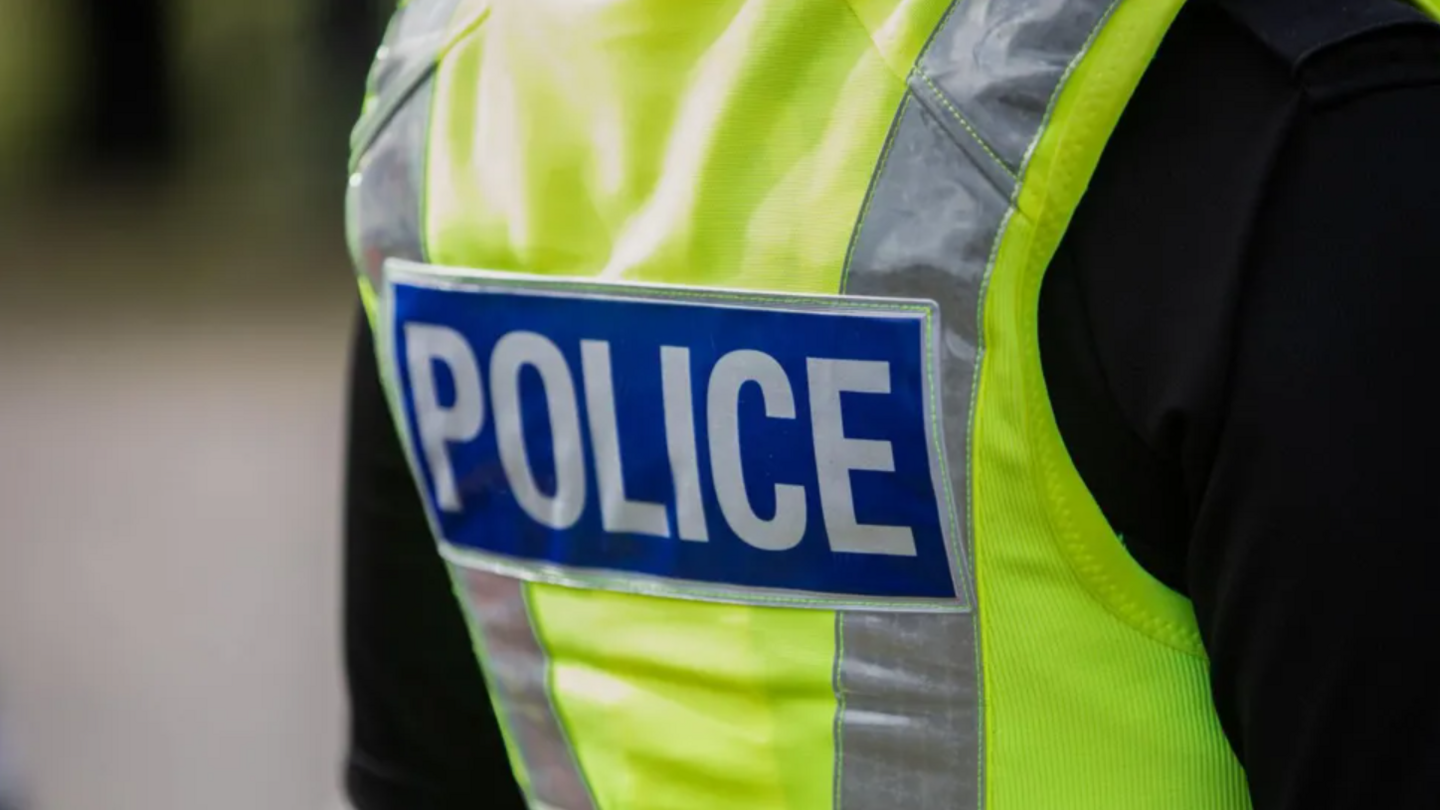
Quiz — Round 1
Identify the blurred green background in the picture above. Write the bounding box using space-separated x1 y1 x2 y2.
0 2 386 808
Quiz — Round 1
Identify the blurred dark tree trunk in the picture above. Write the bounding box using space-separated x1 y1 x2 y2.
71 0 177 178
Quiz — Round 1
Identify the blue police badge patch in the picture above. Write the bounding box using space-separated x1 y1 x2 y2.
380 260 968 611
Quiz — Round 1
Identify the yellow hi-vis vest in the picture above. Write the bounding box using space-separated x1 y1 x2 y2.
345 1 1439 807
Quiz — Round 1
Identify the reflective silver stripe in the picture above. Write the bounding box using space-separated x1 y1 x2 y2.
835 1 1121 807
834 89 996 810
347 79 433 288
842 91 1003 606
837 612 980 810
370 0 463 98
459 569 597 810
842 94 1004 369
349 5 597 807
351 0 463 158
346 0 464 279
917 0 1118 174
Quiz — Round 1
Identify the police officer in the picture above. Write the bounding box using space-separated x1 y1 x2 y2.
342 0 1440 807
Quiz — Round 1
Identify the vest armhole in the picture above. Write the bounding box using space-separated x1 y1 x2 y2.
979 0 1207 657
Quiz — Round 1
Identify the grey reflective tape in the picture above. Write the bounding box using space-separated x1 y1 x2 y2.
347 79 433 288
369 0 463 100
842 94 1005 354
352 0 463 157
843 94 1004 602
349 13 597 802
831 1 1124 807
459 569 596 810
917 0 1116 173
836 612 981 810
834 92 993 810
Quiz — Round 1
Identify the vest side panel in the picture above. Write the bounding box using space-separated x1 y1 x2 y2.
971 0 1251 806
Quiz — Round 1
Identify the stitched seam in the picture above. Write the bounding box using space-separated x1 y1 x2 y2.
441 544 966 611
924 307 973 607
967 202 1011 805
835 0 975 83
1025 144 1203 654
350 2 492 169
1038 392 1205 655
1019 0 1182 570
1010 0 1123 199
443 0 492 49
400 273 939 313
921 0 969 62
1016 2 1153 456
983 0 1205 653
1022 60 1207 657
413 0 474 266
418 83 438 263
914 72 1018 180
520 584 600 808
839 92 913 294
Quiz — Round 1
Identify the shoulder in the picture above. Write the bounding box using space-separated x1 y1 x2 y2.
1040 0 1440 593
1208 0 1440 104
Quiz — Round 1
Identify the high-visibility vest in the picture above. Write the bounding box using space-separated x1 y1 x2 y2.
345 1 1428 806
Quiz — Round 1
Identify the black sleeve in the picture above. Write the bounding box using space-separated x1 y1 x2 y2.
344 314 526 810
1043 9 1440 807
1187 86 1440 809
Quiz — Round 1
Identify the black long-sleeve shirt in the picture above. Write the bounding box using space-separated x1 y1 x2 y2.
343 2 1440 807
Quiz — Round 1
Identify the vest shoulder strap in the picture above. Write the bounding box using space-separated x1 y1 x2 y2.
1213 0 1436 70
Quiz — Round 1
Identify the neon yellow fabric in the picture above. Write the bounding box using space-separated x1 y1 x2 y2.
1417 0 1440 22
424 1 950 807
425 0 945 293
972 0 1250 807
412 0 1267 805
527 588 835 810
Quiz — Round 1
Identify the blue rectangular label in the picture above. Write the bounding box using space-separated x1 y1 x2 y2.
382 263 964 609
